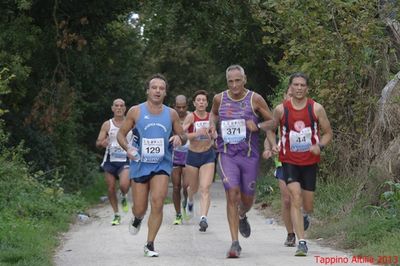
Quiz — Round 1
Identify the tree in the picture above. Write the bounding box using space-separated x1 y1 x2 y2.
0 0 145 189
252 0 399 175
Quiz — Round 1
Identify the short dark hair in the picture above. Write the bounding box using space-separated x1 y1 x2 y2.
145 73 168 91
289 72 309 86
192 90 208 101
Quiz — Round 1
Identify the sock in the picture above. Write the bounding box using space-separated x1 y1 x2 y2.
299 239 306 243
301 208 310 216
146 241 154 251
132 216 143 227
200 216 207 221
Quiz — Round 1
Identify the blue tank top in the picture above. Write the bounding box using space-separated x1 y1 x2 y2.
130 103 173 178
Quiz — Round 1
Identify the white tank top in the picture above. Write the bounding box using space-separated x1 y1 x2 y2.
103 119 132 163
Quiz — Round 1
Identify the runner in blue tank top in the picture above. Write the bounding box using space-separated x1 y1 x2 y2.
209 65 274 258
117 74 187 257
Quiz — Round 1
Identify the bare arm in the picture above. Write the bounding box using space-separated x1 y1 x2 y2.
170 109 187 146
117 106 138 152
258 103 283 132
254 93 273 121
262 129 279 160
182 113 198 141
96 121 110 149
310 103 333 155
182 113 194 132
316 103 333 146
208 93 221 135
252 93 279 132
266 130 278 152
272 104 284 129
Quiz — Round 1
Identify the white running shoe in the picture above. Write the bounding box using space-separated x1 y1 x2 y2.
144 245 159 257
129 217 142 235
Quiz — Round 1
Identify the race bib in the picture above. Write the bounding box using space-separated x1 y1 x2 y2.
221 119 246 144
289 127 312 152
141 138 165 163
109 144 127 162
194 121 210 140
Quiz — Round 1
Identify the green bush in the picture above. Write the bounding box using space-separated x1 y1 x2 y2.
309 173 400 256
0 122 86 265
256 168 280 206
313 177 358 219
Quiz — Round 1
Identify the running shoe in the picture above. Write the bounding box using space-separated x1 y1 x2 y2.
187 202 194 219
239 215 251 238
199 217 208 232
111 214 121 226
173 214 183 225
144 244 159 257
303 214 310 231
121 196 129 213
295 240 308 256
129 217 142 235
284 233 296 247
226 242 242 258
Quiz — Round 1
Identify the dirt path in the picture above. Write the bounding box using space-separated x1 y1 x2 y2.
54 180 371 266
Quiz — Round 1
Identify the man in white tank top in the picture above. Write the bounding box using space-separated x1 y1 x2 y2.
96 98 132 226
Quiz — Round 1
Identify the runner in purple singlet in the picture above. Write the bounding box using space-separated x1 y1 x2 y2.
209 65 273 258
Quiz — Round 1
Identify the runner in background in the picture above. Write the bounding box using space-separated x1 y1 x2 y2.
96 98 131 226
172 95 190 224
182 90 216 232
272 72 333 256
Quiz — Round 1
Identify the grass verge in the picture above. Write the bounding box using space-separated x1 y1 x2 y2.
256 168 400 258
0 157 105 265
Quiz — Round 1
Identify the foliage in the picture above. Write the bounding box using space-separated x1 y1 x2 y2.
307 174 400 257
1 0 144 190
367 180 400 218
1 0 399 259
256 172 277 204
134 0 279 104
0 68 14 116
0 122 86 265
251 0 400 175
